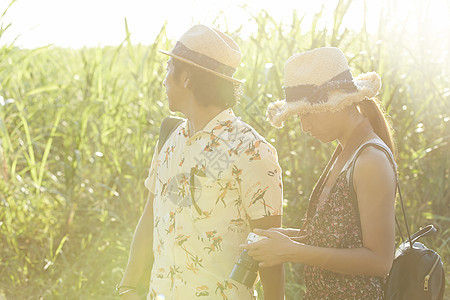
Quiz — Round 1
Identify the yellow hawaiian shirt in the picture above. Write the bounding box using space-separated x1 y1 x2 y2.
145 109 283 300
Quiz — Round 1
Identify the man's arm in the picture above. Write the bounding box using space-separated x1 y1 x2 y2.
237 139 284 299
119 192 155 299
249 215 284 300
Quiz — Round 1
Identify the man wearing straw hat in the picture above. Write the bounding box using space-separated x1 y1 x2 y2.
118 25 284 300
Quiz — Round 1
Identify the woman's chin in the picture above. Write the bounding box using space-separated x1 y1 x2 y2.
313 135 334 143
167 101 179 113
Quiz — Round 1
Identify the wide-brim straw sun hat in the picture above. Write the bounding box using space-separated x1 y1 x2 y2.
159 24 243 84
267 47 382 128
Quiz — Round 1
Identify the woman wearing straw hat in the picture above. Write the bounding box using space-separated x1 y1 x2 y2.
242 47 397 299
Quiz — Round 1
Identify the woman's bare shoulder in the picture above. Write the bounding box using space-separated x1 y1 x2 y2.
353 145 396 185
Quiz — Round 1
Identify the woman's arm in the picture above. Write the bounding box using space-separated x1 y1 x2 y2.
349 146 396 275
243 147 396 276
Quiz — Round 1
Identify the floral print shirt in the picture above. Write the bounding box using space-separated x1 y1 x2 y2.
144 109 283 300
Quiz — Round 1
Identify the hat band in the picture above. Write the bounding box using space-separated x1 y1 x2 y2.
171 41 236 77
285 69 357 103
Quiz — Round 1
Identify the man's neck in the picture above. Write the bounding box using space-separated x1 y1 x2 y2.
184 103 225 136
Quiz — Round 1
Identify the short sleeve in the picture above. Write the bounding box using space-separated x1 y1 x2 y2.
144 141 159 194
238 140 283 220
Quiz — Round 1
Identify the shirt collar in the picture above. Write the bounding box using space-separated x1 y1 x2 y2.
185 108 237 136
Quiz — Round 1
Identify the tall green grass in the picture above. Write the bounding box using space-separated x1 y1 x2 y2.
1 0 448 298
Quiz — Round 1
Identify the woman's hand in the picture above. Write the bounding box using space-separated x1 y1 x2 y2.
120 292 140 300
240 228 297 268
270 227 308 243
272 227 306 237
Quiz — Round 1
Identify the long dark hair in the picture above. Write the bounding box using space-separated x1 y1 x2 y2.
357 98 396 157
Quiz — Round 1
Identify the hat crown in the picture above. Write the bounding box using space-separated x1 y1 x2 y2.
284 47 351 87
178 25 241 69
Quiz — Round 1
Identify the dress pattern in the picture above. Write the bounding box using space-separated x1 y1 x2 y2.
303 140 394 299
145 109 283 300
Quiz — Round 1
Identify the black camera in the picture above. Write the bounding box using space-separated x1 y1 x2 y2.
229 233 263 287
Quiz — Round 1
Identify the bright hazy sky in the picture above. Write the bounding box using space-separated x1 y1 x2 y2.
0 0 449 48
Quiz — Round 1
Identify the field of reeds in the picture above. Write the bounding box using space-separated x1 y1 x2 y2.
0 0 449 299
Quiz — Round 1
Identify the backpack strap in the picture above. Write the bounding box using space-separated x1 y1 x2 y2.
408 224 437 244
157 116 185 154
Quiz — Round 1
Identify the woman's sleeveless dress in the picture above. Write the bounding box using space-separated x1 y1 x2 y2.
303 139 396 299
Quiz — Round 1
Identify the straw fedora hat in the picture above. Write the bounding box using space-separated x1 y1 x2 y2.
159 24 243 84
267 47 382 128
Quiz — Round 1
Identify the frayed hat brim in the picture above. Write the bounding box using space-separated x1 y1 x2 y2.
267 72 381 128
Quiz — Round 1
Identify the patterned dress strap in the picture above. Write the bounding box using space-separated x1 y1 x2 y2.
301 144 342 231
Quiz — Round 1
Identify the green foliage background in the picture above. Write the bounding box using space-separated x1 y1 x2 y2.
0 1 448 299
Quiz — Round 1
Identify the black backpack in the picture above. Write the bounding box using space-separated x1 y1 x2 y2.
384 225 445 300
157 116 185 154
349 142 445 300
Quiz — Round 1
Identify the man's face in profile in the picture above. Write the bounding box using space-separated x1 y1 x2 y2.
163 58 187 113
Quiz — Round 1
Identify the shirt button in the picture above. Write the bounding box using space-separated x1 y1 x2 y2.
186 141 192 146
